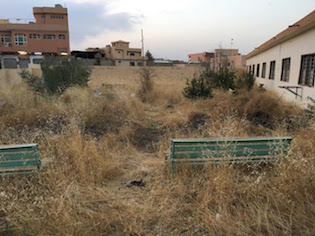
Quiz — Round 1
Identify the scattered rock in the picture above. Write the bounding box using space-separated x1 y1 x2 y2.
127 179 145 188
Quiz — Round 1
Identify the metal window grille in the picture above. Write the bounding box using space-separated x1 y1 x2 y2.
281 58 290 82
299 54 315 87
269 61 276 80
262 63 266 78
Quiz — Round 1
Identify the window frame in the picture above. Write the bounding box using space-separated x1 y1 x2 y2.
58 34 66 40
298 53 315 87
269 60 276 80
14 34 27 46
281 57 291 82
29 33 40 39
261 62 266 78
256 63 260 77
0 35 12 46
43 34 56 40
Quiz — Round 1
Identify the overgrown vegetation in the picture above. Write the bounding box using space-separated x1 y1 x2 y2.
183 66 255 99
183 68 213 99
0 70 314 235
137 67 155 102
20 57 91 95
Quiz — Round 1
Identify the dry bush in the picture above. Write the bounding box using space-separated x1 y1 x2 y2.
61 87 130 136
0 73 314 235
228 89 303 130
0 81 65 132
137 67 156 103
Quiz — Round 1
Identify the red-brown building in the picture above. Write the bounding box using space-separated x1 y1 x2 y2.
0 4 70 56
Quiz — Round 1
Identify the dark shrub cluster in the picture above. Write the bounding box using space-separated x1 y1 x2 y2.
21 57 91 96
183 66 255 99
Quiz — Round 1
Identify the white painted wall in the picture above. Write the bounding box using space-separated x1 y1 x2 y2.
246 28 315 107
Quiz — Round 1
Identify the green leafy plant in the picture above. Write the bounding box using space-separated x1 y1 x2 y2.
210 67 235 90
235 71 255 91
20 57 91 95
183 69 213 99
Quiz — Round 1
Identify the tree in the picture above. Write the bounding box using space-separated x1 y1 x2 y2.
183 69 213 99
210 67 235 90
137 67 156 102
235 71 255 91
145 50 154 65
21 57 91 95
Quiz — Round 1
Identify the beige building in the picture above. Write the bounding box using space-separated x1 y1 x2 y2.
214 49 245 72
246 10 315 107
103 40 146 66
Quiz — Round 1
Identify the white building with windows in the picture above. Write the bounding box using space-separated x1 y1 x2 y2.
246 10 315 107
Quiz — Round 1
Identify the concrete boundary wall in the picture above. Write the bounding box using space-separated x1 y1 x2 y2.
0 65 202 84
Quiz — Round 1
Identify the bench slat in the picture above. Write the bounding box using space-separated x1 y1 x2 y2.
173 149 289 159
0 152 40 161
0 160 40 168
172 136 292 144
168 137 292 176
173 143 290 152
0 144 38 151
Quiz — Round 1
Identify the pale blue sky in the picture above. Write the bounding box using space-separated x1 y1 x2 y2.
1 0 314 60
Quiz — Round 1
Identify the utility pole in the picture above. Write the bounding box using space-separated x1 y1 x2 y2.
231 38 234 48
141 29 146 65
141 29 145 57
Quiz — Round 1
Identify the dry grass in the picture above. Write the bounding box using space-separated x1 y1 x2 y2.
0 70 314 235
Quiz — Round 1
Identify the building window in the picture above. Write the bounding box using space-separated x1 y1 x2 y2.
15 34 27 46
249 65 252 73
58 34 66 40
269 61 276 80
298 54 315 87
0 35 12 47
32 58 43 65
51 15 64 20
262 62 266 78
256 64 260 77
252 64 255 76
130 61 135 66
29 34 40 39
281 58 291 82
43 34 56 40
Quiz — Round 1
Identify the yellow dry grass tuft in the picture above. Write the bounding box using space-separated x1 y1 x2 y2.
0 69 314 235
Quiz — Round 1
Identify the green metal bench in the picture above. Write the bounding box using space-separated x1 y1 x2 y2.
0 144 41 175
166 137 292 176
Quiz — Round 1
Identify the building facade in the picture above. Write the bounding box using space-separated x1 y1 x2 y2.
103 40 146 66
246 10 315 107
0 4 70 57
188 49 245 72
188 52 214 63
214 49 245 72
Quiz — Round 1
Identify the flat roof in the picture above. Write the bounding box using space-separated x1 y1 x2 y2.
112 40 130 44
0 23 68 32
188 52 214 56
33 6 67 15
247 10 315 59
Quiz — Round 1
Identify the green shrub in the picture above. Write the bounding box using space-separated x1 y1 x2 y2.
210 67 235 90
235 71 255 91
21 57 91 95
20 70 44 94
183 69 213 99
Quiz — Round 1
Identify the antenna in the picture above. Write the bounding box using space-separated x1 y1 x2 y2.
231 38 234 48
141 29 144 57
